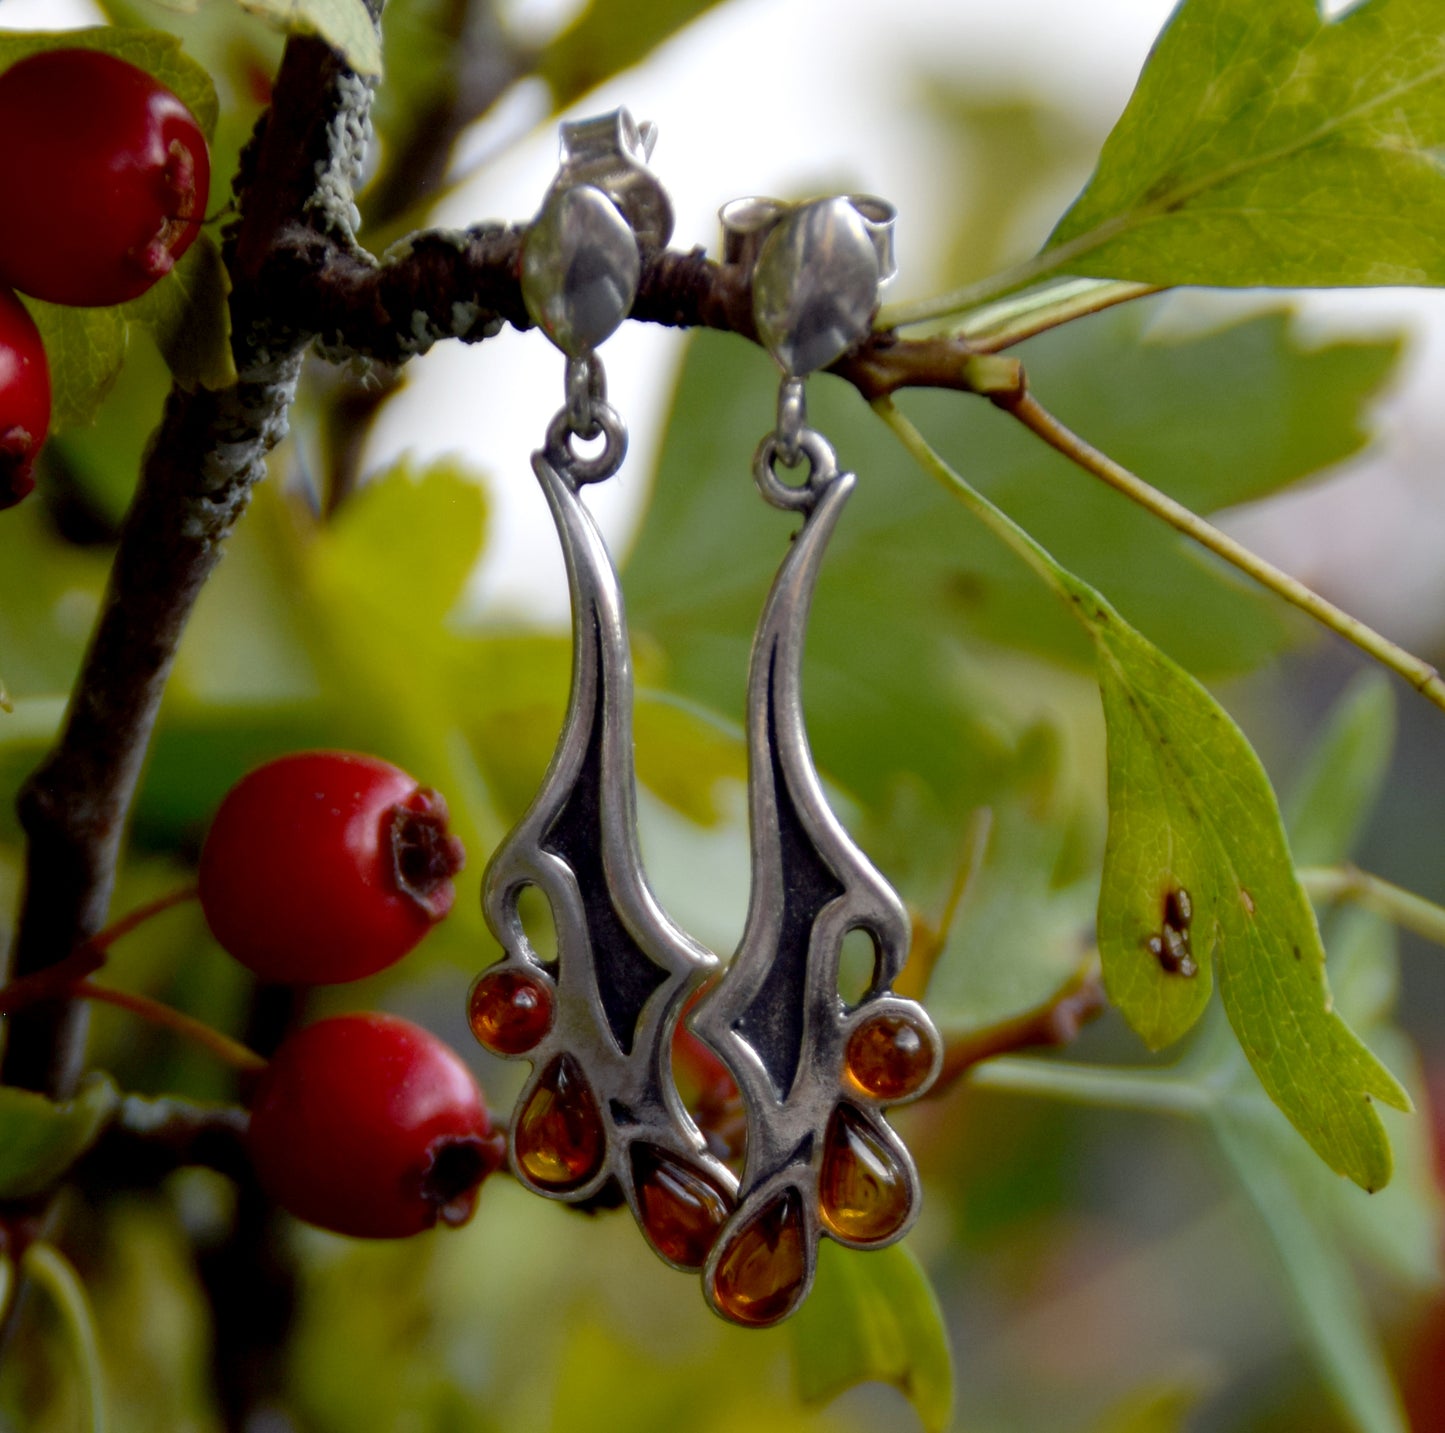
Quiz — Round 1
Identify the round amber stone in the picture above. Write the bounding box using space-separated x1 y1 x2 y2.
633 1144 735 1269
514 1054 605 1190
710 1190 807 1328
844 1011 936 1100
818 1104 911 1244
468 967 554 1055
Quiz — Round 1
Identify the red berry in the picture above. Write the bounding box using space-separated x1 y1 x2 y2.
247 1013 505 1239
0 286 50 507
0 49 211 307
199 751 466 985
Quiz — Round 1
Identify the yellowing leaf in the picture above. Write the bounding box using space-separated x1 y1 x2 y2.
1039 0 1445 287
233 0 380 75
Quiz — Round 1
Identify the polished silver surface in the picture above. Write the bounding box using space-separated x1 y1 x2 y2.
722 194 898 378
478 412 736 1264
691 425 941 1323
522 184 641 358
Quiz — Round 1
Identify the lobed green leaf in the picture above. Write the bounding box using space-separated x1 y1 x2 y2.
1090 598 1410 1189
1040 0 1445 288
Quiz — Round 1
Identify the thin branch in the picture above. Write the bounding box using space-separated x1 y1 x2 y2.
1001 388 1445 716
1299 863 1445 948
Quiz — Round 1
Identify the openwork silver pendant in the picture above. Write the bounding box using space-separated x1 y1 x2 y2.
689 428 941 1327
469 408 738 1270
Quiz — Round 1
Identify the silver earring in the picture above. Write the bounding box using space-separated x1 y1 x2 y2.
468 110 738 1273
690 196 942 1328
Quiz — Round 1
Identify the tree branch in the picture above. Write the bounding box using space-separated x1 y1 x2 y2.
2 31 381 1102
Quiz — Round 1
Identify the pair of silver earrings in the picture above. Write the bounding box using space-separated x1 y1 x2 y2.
467 111 941 1329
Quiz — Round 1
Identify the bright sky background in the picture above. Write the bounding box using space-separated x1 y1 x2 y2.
6 0 1445 648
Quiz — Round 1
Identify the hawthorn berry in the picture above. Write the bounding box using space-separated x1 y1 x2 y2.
198 751 466 985
0 48 211 307
247 1013 505 1239
0 286 50 508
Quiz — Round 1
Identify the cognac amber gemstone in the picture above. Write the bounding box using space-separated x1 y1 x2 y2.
845 1011 936 1101
818 1104 911 1244
468 967 554 1055
710 1190 807 1327
632 1144 735 1269
514 1055 605 1190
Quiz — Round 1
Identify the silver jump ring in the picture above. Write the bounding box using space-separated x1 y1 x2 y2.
546 401 628 485
752 427 839 512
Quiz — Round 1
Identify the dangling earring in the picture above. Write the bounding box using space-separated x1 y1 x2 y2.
467 110 738 1273
690 196 943 1328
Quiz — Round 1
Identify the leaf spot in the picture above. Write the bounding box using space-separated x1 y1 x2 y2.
1239 887 1256 917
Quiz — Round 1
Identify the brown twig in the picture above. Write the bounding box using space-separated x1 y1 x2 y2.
2 29 382 1104
927 961 1108 1097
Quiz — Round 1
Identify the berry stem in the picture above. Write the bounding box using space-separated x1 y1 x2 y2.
70 981 267 1075
0 885 199 1015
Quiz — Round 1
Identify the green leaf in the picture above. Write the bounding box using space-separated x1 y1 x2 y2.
125 235 235 391
1039 0 1445 288
312 457 484 629
24 298 130 433
922 735 1099 1033
540 0 729 111
791 1241 954 1433
0 1075 120 1199
231 0 380 75
1092 588 1408 1190
629 312 1397 822
882 404 1409 1191
1286 672 1396 869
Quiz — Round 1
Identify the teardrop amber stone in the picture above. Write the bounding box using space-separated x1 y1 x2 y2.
632 1145 735 1269
818 1104 911 1244
468 967 554 1055
710 1190 807 1327
514 1055 605 1190
845 1011 936 1101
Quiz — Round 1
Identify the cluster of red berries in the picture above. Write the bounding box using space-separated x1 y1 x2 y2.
0 47 211 508
197 751 505 1240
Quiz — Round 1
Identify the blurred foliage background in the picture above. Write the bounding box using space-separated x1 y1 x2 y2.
3 0 1445 1430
